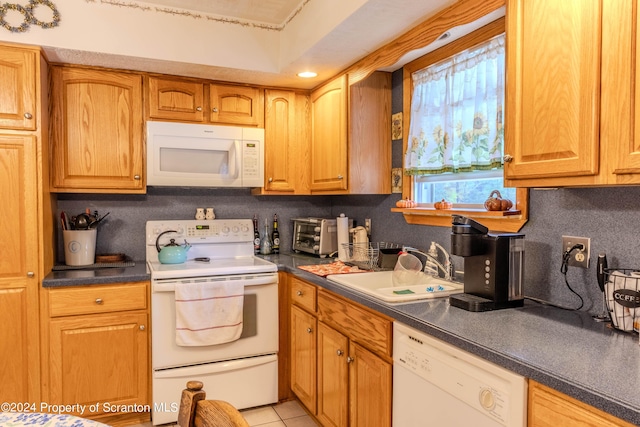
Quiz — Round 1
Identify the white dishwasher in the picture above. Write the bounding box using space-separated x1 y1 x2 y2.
393 322 527 427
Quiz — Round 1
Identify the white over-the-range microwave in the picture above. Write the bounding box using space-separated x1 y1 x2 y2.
146 121 264 188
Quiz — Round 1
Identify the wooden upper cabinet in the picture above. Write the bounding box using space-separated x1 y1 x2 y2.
348 72 391 194
505 0 601 182
602 0 640 185
0 46 37 130
309 72 391 194
209 83 264 127
147 76 204 122
310 74 349 192
264 90 296 192
50 67 144 193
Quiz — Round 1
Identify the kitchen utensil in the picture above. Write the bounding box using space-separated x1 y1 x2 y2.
73 213 91 230
156 230 191 264
392 252 423 286
593 253 609 322
89 212 110 228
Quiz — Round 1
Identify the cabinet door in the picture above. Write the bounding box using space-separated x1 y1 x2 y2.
50 67 144 193
310 75 348 192
147 77 205 122
209 84 264 127
317 322 349 427
528 380 635 427
48 312 148 416
0 47 37 130
0 135 39 402
264 90 296 192
349 342 392 427
505 0 601 181
290 305 317 414
602 0 640 184
348 72 392 194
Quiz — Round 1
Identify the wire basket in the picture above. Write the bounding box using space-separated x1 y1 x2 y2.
604 268 640 333
341 242 400 271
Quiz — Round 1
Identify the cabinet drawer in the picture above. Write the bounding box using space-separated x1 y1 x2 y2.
317 290 392 357
290 277 316 313
48 282 148 317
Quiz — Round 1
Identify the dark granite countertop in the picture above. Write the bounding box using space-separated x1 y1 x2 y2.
265 253 640 426
42 262 149 287
41 253 640 424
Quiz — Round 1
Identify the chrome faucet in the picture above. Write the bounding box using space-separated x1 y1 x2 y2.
402 244 455 281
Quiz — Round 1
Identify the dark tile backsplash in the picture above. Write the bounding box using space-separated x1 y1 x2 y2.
56 185 640 315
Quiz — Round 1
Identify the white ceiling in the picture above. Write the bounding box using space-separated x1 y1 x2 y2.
0 0 502 89
144 0 306 25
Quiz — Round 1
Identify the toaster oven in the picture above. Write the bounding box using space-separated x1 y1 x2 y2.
292 217 352 257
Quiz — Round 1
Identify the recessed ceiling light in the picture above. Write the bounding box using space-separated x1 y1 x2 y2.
297 71 317 78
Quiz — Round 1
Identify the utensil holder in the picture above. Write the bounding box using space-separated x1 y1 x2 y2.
604 268 640 333
63 229 97 266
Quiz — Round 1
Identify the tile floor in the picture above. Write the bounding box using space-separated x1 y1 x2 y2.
129 400 318 427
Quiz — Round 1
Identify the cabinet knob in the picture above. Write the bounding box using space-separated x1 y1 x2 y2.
134 175 141 180
306 327 313 334
268 177 273 182
347 356 354 364
139 325 146 331
212 107 219 113
24 112 33 119
95 298 103 305
336 349 344 356
27 271 35 278
503 154 513 163
196 106 202 112
296 290 303 296
337 175 343 180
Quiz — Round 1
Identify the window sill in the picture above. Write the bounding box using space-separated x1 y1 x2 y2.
391 207 527 232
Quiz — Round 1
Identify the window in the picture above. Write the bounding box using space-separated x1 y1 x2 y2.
405 32 511 207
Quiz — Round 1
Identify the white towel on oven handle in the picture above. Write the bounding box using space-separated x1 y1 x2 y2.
175 281 244 346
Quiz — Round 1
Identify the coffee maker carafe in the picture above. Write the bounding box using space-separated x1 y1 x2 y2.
449 215 525 312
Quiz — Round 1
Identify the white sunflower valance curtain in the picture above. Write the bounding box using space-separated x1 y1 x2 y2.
405 34 505 175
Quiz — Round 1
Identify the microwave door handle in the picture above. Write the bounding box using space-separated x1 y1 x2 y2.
230 140 240 179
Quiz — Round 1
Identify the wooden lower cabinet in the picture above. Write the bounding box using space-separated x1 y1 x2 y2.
42 282 150 426
317 322 349 427
290 305 317 413
528 380 635 427
288 275 392 427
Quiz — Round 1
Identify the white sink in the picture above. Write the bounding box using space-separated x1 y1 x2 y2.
326 270 463 303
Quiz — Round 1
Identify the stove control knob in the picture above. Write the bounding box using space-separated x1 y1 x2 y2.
241 225 250 233
222 226 231 234
176 227 184 235
232 226 240 233
314 236 320 242
313 245 320 251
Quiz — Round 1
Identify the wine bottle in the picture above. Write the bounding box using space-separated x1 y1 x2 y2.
260 218 272 255
253 214 260 255
271 214 280 254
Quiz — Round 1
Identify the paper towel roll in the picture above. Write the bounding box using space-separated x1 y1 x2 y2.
337 214 350 261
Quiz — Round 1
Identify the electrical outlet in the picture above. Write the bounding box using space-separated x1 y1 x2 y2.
562 236 591 268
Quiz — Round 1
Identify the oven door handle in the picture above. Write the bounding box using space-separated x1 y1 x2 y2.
153 273 278 292
154 353 277 378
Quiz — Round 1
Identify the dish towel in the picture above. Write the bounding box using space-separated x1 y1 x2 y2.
175 281 244 346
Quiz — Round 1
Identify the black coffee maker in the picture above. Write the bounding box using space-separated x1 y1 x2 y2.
449 215 525 312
